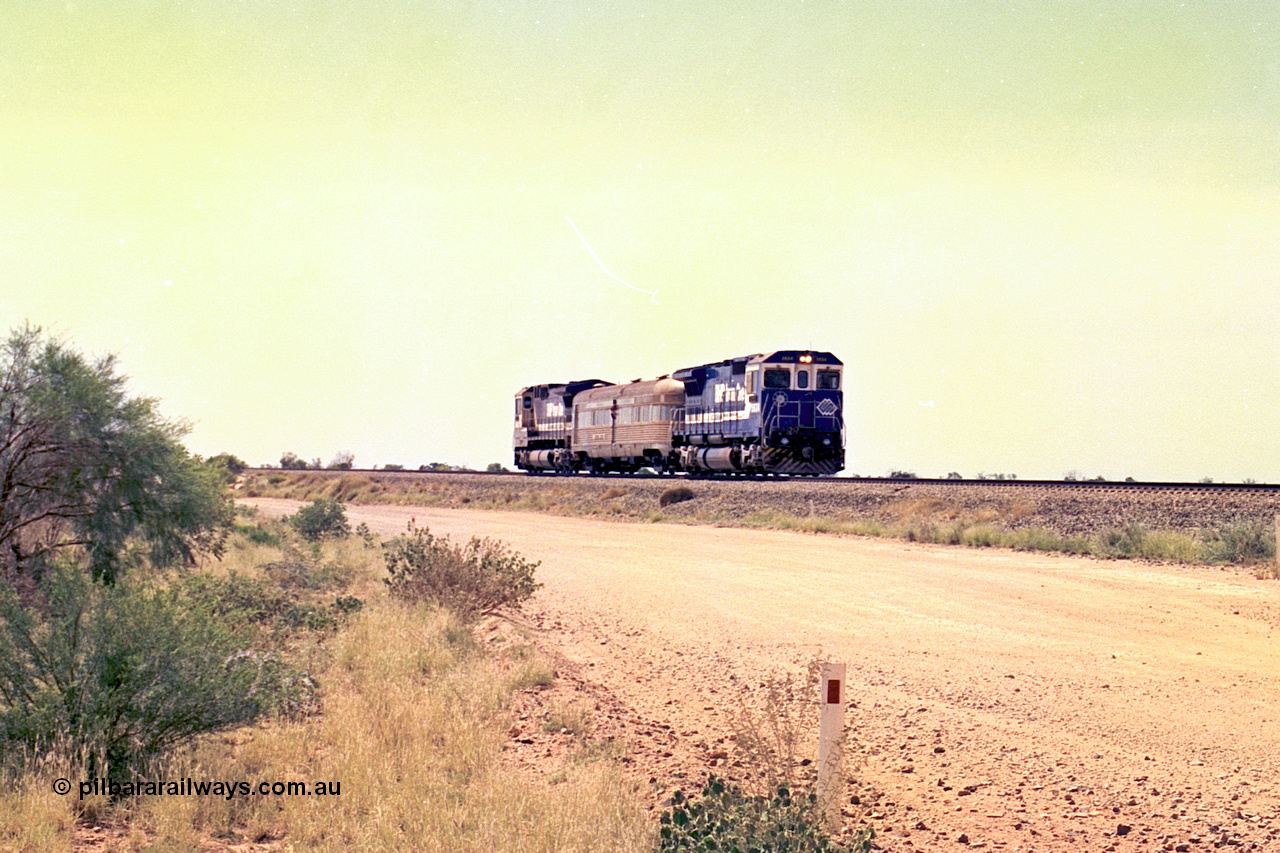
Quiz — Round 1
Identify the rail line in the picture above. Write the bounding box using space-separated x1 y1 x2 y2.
243 468 1280 495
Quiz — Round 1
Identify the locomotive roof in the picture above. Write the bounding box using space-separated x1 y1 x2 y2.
576 376 684 402
516 379 611 396
671 350 842 379
758 350 842 365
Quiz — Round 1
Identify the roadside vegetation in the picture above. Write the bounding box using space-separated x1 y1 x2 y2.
242 471 1278 571
3 493 854 852
0 327 654 852
736 512 1276 570
1 508 655 852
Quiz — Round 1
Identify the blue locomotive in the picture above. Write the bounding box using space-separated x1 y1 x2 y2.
513 350 844 476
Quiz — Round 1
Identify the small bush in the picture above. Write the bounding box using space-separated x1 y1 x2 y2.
383 524 542 618
287 499 351 541
659 485 695 507
658 776 873 852
1094 524 1148 559
1203 521 1275 564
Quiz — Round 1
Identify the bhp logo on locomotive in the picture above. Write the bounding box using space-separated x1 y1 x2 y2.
713 384 748 404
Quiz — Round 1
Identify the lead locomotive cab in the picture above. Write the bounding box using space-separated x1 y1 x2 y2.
675 350 844 476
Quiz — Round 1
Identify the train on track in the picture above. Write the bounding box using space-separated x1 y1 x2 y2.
513 350 844 476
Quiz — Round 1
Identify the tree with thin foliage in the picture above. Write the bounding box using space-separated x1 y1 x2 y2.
0 324 232 591
0 325 258 782
327 450 355 470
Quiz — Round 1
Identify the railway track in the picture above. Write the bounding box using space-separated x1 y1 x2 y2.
245 467 1280 495
239 467 1280 552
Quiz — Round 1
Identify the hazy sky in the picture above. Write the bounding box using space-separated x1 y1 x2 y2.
4 2 1277 480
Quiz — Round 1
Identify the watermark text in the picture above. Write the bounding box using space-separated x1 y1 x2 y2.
51 777 341 800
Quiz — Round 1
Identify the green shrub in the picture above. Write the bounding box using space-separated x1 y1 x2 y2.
233 522 282 547
287 499 351 541
180 570 294 628
0 563 305 782
180 569 361 639
383 524 541 618
658 775 873 852
1202 521 1275 564
659 485 695 507
1094 524 1148 559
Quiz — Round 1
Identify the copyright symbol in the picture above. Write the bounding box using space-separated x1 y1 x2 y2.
52 778 71 795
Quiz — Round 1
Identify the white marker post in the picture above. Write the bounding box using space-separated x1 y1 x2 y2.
816 662 846 830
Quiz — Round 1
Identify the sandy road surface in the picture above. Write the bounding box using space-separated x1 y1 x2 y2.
248 499 1280 852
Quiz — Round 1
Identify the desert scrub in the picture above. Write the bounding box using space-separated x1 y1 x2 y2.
1 529 649 853
1201 520 1275 565
383 523 542 618
132 602 652 853
0 561 322 786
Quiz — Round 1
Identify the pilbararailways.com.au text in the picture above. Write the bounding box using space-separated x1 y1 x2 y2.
59 777 341 800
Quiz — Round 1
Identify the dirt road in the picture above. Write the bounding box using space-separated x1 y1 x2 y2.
249 499 1280 851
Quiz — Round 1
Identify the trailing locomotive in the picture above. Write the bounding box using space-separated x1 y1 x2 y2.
513 350 844 476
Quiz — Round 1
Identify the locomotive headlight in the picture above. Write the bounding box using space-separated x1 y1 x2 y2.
822 438 831 446
780 437 790 445
800 354 813 363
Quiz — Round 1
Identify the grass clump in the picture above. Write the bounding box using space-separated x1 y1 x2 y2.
1093 524 1149 559
1004 527 1090 555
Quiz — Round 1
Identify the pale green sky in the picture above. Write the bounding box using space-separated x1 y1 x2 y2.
3 1 1277 480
